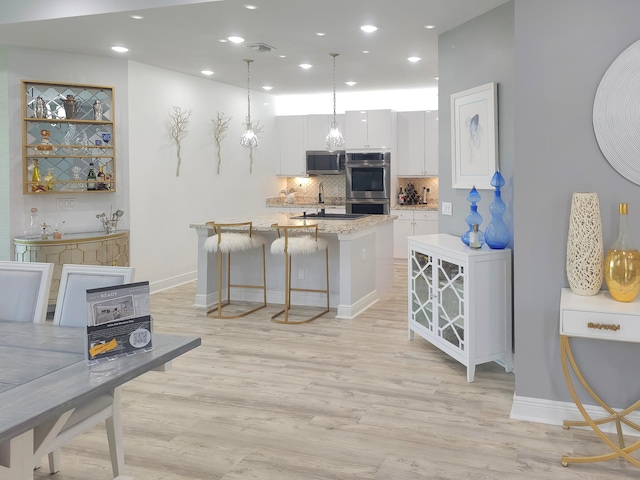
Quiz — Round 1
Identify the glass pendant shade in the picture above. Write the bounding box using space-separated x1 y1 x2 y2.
241 59 258 148
240 128 258 148
326 53 345 150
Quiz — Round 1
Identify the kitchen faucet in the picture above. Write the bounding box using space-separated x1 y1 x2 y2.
318 182 325 216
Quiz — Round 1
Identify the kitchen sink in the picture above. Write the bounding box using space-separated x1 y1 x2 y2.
291 213 369 220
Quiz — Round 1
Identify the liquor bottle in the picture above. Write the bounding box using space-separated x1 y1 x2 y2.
398 187 405 205
604 203 640 302
97 165 106 190
87 162 97 191
31 159 45 192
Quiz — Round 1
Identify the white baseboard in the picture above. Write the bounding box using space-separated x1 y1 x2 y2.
510 394 640 437
150 271 196 295
335 290 378 320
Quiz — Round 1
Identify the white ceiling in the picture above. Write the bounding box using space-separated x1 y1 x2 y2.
0 0 509 95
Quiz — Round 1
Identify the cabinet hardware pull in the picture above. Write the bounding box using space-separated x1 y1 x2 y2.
587 322 621 331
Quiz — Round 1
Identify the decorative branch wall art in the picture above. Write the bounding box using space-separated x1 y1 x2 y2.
211 112 231 175
168 106 192 176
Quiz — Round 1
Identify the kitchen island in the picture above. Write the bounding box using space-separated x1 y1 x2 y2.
190 213 396 319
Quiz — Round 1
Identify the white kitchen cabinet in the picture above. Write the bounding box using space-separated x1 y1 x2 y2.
392 209 438 260
345 109 392 150
277 115 306 177
306 114 345 151
397 110 438 177
408 234 513 382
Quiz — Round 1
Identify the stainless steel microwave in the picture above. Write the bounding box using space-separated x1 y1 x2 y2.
306 150 345 175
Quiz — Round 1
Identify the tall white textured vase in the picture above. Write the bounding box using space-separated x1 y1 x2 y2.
566 192 604 295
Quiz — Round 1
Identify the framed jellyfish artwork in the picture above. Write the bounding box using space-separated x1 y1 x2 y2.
450 82 498 189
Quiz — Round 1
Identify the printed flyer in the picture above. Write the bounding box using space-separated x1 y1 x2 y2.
85 281 152 363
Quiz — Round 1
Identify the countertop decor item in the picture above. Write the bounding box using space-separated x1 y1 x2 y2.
461 185 485 246
566 192 603 296
211 111 231 174
484 170 510 249
593 38 640 186
168 105 191 176
604 202 640 302
326 53 345 150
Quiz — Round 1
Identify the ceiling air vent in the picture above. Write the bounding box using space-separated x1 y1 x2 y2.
246 43 275 53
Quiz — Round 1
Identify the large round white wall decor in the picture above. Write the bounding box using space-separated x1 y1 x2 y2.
593 38 640 186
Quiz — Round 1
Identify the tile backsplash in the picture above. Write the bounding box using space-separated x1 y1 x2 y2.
283 175 439 205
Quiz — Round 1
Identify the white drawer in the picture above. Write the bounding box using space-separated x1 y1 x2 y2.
414 211 438 221
391 210 412 220
561 308 640 342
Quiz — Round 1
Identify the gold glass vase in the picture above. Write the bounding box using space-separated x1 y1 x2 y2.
604 203 640 302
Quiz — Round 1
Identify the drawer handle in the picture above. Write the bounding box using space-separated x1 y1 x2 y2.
587 322 621 331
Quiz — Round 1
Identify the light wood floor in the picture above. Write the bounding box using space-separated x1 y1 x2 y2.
36 265 639 479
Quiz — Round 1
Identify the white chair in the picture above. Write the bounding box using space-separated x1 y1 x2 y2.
0 261 53 323
270 223 330 324
53 264 135 327
40 264 135 477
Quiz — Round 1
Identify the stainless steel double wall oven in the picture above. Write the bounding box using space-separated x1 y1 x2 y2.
345 152 391 214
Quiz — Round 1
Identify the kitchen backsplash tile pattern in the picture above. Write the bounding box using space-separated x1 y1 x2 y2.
282 175 439 206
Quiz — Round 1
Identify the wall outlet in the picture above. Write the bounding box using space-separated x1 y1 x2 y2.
442 202 452 215
361 248 366 261
298 269 305 280
57 198 75 209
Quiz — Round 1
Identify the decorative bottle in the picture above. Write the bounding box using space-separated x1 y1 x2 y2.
469 224 481 249
399 187 405 205
87 162 97 191
484 171 511 249
31 159 45 192
604 203 640 302
97 165 107 190
461 185 485 246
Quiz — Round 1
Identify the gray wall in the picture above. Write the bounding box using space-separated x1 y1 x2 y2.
514 0 640 406
440 0 640 408
438 2 515 243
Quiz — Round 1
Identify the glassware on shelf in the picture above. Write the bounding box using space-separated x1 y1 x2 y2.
63 94 79 119
44 168 56 191
604 202 640 302
29 159 46 193
34 96 46 118
24 207 40 239
35 129 55 155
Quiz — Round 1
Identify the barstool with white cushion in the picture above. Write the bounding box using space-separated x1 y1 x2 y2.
204 221 266 318
270 223 329 324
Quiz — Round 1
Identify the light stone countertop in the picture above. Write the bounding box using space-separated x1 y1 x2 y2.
191 212 396 235
391 203 439 211
265 197 346 209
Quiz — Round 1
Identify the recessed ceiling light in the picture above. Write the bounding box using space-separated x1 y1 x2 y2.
360 25 378 33
201 70 214 76
424 25 436 29
244 4 258 9
434 76 439 80
279 55 287 58
227 36 245 44
316 32 326 36
111 46 129 53
219 39 228 43
299 63 312 69
262 85 273 91
344 81 357 86
362 51 370 54
130 15 144 20
407 56 421 63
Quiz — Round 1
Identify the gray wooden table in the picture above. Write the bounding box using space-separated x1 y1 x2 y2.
0 320 201 479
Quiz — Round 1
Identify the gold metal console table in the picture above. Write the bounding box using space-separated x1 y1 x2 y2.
559 287 640 468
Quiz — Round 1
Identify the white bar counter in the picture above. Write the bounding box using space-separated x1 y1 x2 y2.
190 213 396 319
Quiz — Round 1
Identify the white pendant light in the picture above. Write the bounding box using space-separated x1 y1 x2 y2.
326 53 345 150
240 59 259 148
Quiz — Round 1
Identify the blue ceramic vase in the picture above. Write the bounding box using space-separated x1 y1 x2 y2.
461 186 485 246
484 171 510 249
